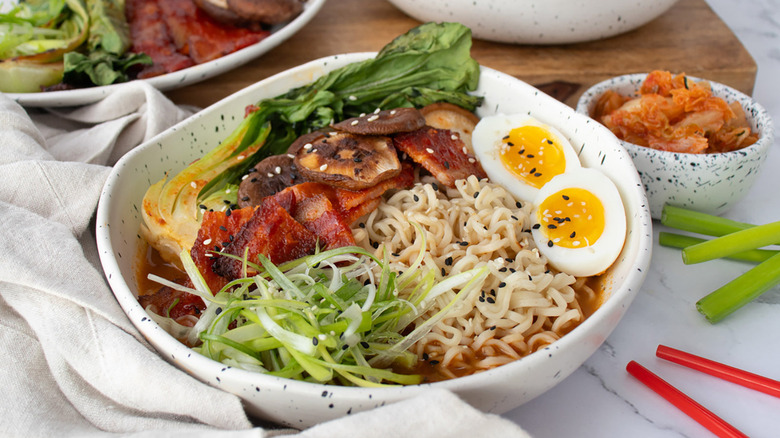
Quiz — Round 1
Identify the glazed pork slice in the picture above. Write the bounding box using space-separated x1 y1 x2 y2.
393 126 486 188
158 0 270 64
210 196 318 280
126 0 195 78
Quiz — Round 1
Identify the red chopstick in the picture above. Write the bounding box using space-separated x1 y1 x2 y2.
657 344 780 399
626 361 748 438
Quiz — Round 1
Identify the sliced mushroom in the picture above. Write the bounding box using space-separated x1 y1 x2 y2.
292 131 402 190
420 102 480 153
226 0 303 24
193 0 250 27
331 107 426 136
237 153 305 208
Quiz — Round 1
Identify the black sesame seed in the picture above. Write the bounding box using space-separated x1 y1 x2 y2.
223 199 231 205
499 282 507 288
413 194 420 202
360 341 370 349
479 296 485 302
534 173 542 177
498 267 508 272
342 344 349 350
515 202 522 208
473 191 479 199
570 231 576 238
548 224 557 229
562 195 570 200
241 196 250 202
225 208 232 217
371 241 379 249
511 215 519 221
529 167 537 174
359 222 365 228
219 226 227 231
547 240 554 247
312 337 319 346
441 267 446 276
215 307 223 315
445 256 453 266
506 142 514 146
490 325 497 331
199 204 207 210
486 297 495 304
353 157 362 163
444 161 450 169
505 258 514 263
422 352 429 360
459 241 468 246
250 178 258 183
527 154 535 158
432 183 439 191
429 360 440 365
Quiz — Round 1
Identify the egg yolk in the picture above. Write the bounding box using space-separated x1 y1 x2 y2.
536 188 604 249
499 125 568 189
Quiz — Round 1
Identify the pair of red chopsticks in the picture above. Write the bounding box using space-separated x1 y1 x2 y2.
627 345 780 437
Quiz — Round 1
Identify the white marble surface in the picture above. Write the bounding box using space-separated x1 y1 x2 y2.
504 1 780 436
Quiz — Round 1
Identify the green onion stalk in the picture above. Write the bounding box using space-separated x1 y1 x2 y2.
659 204 780 323
147 242 488 386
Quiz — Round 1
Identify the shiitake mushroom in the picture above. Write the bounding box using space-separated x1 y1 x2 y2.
237 153 305 208
331 107 426 136
290 131 402 190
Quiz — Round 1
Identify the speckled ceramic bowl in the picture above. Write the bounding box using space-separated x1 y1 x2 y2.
96 53 653 428
387 0 678 44
576 73 774 219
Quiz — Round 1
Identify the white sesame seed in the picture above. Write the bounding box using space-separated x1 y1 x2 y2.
462 146 468 154
242 174 249 180
320 164 328 171
304 143 313 150
205 253 213 258
367 115 379 122
203 239 212 245
287 154 295 159
390 110 397 115
267 173 274 178
373 108 381 114
351 120 359 126
426 148 434 154
237 155 245 161
225 189 231 194
348 95 357 101
190 182 197 189
451 134 458 140
274 166 282 174
468 158 476 163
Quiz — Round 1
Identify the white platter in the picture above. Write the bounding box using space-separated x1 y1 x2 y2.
3 0 326 107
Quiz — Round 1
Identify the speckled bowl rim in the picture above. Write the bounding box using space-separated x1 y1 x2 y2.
96 53 653 427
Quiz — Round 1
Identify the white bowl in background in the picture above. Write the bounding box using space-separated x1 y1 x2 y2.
576 73 774 220
387 0 678 45
96 53 653 428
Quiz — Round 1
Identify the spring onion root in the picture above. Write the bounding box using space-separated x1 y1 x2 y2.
682 220 780 264
696 252 780 323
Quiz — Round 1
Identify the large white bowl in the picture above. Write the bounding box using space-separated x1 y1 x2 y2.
387 0 678 44
576 73 775 219
96 53 653 428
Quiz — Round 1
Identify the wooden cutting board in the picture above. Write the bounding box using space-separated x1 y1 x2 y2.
166 0 757 109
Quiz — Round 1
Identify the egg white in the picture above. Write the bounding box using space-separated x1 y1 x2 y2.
530 168 627 277
472 114 581 203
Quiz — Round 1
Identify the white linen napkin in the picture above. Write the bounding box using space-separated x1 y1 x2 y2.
0 84 531 438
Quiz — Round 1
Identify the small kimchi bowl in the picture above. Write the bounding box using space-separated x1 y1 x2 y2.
576 73 774 219
96 53 652 428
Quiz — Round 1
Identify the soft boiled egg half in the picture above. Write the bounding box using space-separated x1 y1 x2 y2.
530 168 626 277
472 114 582 203
472 113 627 277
